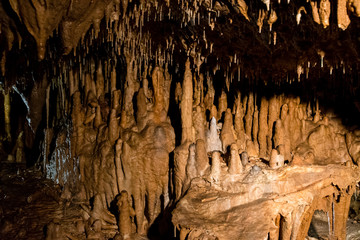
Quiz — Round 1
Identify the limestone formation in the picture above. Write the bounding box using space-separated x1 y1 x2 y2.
1 1 360 240
269 149 284 169
116 191 135 239
228 144 242 174
206 117 222 153
220 108 236 152
210 151 221 182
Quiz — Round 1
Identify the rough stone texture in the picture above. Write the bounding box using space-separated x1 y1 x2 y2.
173 165 360 240
1 0 360 239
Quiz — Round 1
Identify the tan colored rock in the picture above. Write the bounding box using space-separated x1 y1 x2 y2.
234 92 246 151
228 144 242 174
346 130 360 164
181 59 194 143
257 9 266 33
310 0 321 25
116 190 135 239
268 95 279 155
269 149 284 169
195 139 209 176
319 0 331 28
184 144 197 191
174 141 191 200
235 0 250 21
273 119 284 152
217 91 227 120
245 93 254 138
221 109 236 152
267 10 277 31
258 97 268 157
206 117 222 153
193 105 206 142
210 151 221 182
9 0 70 59
338 0 351 29
348 0 360 16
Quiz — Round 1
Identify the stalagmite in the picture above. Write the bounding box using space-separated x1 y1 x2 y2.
210 151 221 182
108 109 119 143
273 119 285 156
267 96 279 155
258 97 268 158
217 91 227 120
193 105 206 142
115 191 135 240
220 109 236 152
206 117 222 153
184 144 197 191
181 59 194 143
233 93 246 152
174 142 191 200
96 61 105 99
245 93 254 137
252 106 259 153
228 143 242 174
195 139 209 176
110 65 117 93
269 149 284 168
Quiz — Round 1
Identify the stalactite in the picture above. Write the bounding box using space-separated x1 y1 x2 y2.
267 10 277 32
319 0 331 28
338 0 351 29
310 0 321 25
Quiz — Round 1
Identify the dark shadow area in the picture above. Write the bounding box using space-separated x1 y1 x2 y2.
307 210 330 239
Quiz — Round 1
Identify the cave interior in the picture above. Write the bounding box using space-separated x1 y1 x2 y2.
1 0 360 239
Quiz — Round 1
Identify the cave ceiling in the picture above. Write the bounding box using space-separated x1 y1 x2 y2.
1 0 360 88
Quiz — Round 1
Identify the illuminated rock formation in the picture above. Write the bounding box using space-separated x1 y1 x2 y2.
0 0 360 239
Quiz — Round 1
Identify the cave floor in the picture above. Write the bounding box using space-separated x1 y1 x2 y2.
0 162 359 240
0 162 87 240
